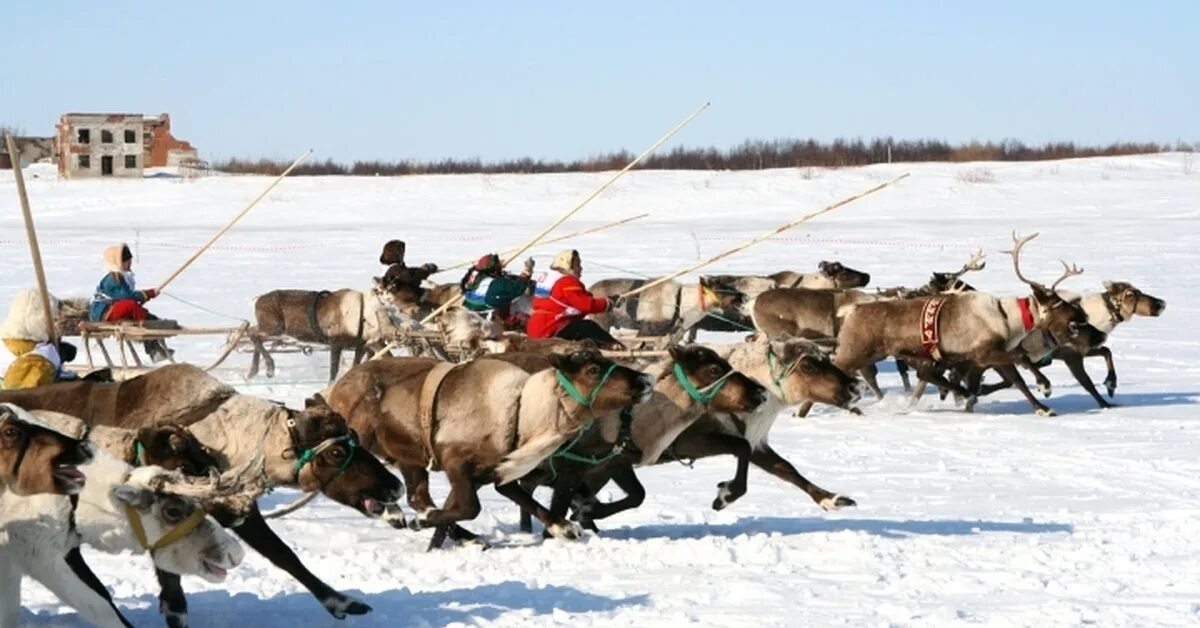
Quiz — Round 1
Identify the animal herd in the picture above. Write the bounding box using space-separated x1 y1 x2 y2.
0 230 1165 627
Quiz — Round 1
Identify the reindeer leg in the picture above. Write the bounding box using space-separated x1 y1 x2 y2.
1016 355 1053 398
1062 351 1113 409
751 443 856 510
155 569 188 628
860 363 884 399
993 363 1056 416
494 480 581 540
421 463 485 549
1091 346 1117 397
669 431 752 510
794 400 815 418
328 344 344 382
895 359 912 392
574 462 645 525
231 506 371 617
517 477 537 534
914 364 972 405
401 465 478 541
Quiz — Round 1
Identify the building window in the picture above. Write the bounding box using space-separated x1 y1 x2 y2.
78 155 91 169
125 155 137 169
78 128 90 144
124 129 137 143
101 130 113 144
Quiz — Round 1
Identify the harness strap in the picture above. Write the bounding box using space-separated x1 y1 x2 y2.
87 382 122 425
1016 297 1036 331
920 297 947 361
418 362 457 470
554 363 617 408
1101 292 1126 326
673 362 734 405
125 503 208 552
766 348 800 391
308 291 330 344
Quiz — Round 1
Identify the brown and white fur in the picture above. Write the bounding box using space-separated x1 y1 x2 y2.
0 422 246 628
327 351 653 547
834 233 1107 416
588 277 743 338
0 403 91 498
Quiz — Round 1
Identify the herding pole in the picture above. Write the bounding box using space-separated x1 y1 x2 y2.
156 149 313 292
619 173 911 299
5 133 58 347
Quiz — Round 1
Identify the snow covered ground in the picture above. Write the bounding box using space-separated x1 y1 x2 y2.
2 154 1198 626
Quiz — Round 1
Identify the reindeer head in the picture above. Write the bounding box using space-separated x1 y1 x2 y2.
372 275 423 315
698 276 748 312
1102 281 1166 319
289 394 403 519
0 404 92 496
928 249 985 293
133 425 221 478
756 337 860 409
817 260 871 288
549 350 654 413
664 345 768 413
1005 232 1108 352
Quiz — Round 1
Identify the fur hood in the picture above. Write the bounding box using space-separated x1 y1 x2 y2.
0 288 60 342
103 243 131 273
379 240 406 266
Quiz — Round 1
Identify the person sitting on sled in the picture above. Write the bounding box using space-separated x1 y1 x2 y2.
379 239 439 294
527 249 624 350
88 243 174 363
461 254 535 329
1 288 81 388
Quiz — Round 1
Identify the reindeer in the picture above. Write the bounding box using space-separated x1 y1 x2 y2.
0 366 404 623
0 403 92 498
1 415 251 628
327 350 653 549
484 346 768 534
770 260 872 291
972 281 1166 409
587 276 745 341
249 278 497 381
833 232 1107 416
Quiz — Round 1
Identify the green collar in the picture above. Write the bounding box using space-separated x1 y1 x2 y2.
293 434 357 478
672 362 734 405
555 363 618 408
766 348 798 390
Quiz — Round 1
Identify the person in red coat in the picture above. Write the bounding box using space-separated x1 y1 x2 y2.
527 249 623 348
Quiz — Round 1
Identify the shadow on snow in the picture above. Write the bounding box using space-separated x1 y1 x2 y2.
601 515 1073 542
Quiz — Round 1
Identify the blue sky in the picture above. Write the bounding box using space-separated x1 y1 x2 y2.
4 1 1195 162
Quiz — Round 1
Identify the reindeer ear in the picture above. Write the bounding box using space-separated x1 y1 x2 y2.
1103 280 1114 291
769 339 791 359
167 431 189 454
305 393 328 410
667 345 684 362
548 352 572 372
113 485 155 509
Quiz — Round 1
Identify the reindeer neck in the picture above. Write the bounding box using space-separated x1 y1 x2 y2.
1079 292 1122 333
995 295 1041 346
184 396 293 487
73 447 144 553
87 425 138 465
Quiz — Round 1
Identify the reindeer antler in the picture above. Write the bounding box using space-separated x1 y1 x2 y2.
954 249 987 277
1049 259 1084 291
1002 231 1043 288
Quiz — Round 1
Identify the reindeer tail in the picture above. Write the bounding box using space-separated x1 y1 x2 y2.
493 432 569 486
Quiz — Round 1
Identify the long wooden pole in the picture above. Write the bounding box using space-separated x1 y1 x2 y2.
156 149 313 292
620 173 911 299
6 134 58 347
436 212 650 273
417 102 710 327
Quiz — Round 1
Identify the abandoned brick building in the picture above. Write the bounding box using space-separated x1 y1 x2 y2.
54 113 197 179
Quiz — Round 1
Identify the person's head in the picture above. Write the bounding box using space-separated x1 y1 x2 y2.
379 240 406 266
58 341 77 364
103 244 133 273
551 249 582 277
474 254 501 275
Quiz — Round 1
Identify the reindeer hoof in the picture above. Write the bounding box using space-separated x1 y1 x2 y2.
1035 407 1057 417
1105 379 1117 398
712 481 742 511
847 407 864 417
964 396 978 413
382 504 408 530
323 594 371 619
546 520 583 540
1039 384 1052 398
819 494 856 510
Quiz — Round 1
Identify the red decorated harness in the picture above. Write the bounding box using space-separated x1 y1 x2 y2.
920 297 947 361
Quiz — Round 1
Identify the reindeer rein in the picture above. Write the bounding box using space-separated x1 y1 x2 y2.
125 501 208 553
673 362 734 405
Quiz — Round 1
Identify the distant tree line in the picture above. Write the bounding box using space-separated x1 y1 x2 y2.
210 137 1197 176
